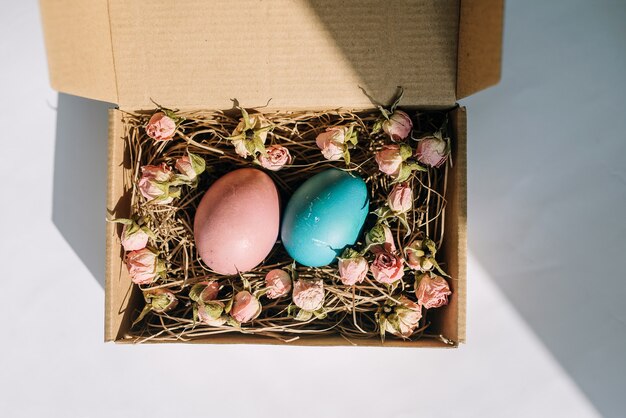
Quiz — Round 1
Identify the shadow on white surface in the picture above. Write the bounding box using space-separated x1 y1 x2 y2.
462 1 626 416
52 93 112 288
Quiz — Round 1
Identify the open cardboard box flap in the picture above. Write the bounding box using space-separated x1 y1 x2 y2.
41 0 502 110
40 0 502 346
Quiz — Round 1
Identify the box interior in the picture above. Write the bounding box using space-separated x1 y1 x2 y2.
105 106 466 347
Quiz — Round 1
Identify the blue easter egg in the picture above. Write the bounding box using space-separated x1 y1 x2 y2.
281 168 369 267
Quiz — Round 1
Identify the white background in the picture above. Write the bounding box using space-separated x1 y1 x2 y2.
1 1 624 417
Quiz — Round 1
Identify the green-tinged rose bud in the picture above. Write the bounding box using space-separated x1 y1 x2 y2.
132 288 178 327
147 289 178 313
197 300 226 326
399 143 413 161
366 224 387 246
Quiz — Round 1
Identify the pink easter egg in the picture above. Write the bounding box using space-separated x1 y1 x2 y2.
194 168 280 275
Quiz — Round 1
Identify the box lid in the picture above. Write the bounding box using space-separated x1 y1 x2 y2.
41 0 502 110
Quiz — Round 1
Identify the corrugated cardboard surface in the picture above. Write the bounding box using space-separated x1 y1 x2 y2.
105 107 467 346
40 0 117 103
456 0 504 99
42 0 461 110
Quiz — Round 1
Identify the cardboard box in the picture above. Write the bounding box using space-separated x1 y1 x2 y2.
40 0 503 347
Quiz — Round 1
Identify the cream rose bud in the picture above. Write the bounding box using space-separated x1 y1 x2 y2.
404 240 435 271
292 279 325 311
126 248 165 285
259 145 292 171
120 223 150 252
382 296 422 338
382 110 413 141
387 182 412 213
375 144 404 177
370 250 404 284
416 136 449 168
230 291 262 323
316 126 347 161
231 113 271 158
265 269 292 299
146 112 176 142
145 289 178 313
416 274 452 309
338 256 368 286
175 153 205 181
138 163 176 204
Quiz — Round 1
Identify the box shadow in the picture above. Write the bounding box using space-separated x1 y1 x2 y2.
52 93 113 289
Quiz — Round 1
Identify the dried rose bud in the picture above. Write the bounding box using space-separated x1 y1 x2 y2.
387 182 412 214
230 112 271 158
416 135 449 168
138 163 178 204
382 110 413 141
145 288 178 313
416 274 452 309
126 247 165 285
404 239 436 271
146 112 176 142
265 269 292 299
175 152 205 182
366 223 396 253
316 126 348 161
197 300 226 326
375 144 403 176
292 279 325 312
132 288 179 327
338 253 368 286
230 290 262 323
189 281 220 303
379 296 422 338
370 249 404 284
120 221 151 252
258 145 292 171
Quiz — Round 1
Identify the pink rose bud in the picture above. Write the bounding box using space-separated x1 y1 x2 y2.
230 290 262 323
175 153 205 182
375 144 409 177
382 110 413 141
126 247 165 285
259 145 292 171
316 126 347 161
265 269 292 299
338 255 368 286
145 288 178 313
120 222 150 252
146 112 176 142
292 279 325 312
371 249 404 284
380 296 422 338
387 182 412 214
416 274 452 309
197 300 226 326
404 239 435 271
138 163 177 204
416 135 449 168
